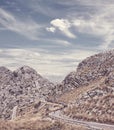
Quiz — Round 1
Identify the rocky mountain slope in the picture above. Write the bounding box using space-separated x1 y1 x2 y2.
57 50 114 123
60 51 114 93
0 66 54 119
0 100 91 130
0 50 114 126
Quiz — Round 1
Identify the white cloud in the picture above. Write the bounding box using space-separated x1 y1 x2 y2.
71 1 114 49
45 0 114 50
0 8 40 40
72 10 114 49
50 19 76 38
0 48 97 82
56 40 71 46
46 27 56 32
78 0 114 6
47 14 114 49
72 18 107 36
47 39 71 46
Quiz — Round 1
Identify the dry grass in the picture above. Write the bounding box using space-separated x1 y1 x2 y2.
0 100 91 130
58 74 114 124
0 120 14 130
64 93 114 124
57 77 106 103
0 118 90 130
0 119 59 130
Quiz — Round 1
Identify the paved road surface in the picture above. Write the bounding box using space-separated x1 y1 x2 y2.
49 110 114 130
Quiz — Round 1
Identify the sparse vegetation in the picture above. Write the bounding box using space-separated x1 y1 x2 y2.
0 118 90 130
63 87 114 124
1 50 114 129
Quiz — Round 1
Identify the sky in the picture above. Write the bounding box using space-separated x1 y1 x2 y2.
0 0 114 82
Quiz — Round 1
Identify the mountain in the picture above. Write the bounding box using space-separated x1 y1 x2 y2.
0 66 54 119
60 50 114 93
0 50 114 126
57 50 114 123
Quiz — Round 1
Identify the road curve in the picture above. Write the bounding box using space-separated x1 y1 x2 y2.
49 111 114 130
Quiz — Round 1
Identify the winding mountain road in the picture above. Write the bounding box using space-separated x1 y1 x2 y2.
49 110 114 130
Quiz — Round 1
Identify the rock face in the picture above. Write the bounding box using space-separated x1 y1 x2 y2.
62 50 114 123
59 50 114 93
1 50 114 123
0 66 54 119
64 78 114 123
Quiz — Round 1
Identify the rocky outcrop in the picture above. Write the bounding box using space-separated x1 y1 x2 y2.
64 78 114 123
1 50 114 123
0 66 13 85
62 50 114 123
0 66 54 119
58 50 114 94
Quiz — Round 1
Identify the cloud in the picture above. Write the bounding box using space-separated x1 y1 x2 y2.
46 0 114 49
47 12 114 49
71 8 114 49
0 48 97 82
0 8 40 40
1 0 114 49
71 0 114 49
46 27 56 32
1 0 114 82
49 19 76 38
55 40 71 46
78 0 114 6
46 39 71 46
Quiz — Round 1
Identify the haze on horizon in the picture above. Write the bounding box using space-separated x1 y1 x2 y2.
0 0 114 82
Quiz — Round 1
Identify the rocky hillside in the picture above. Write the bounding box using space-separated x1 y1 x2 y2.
0 50 114 125
0 100 91 130
50 51 114 100
58 50 114 123
62 51 114 92
0 66 54 119
63 79 114 123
